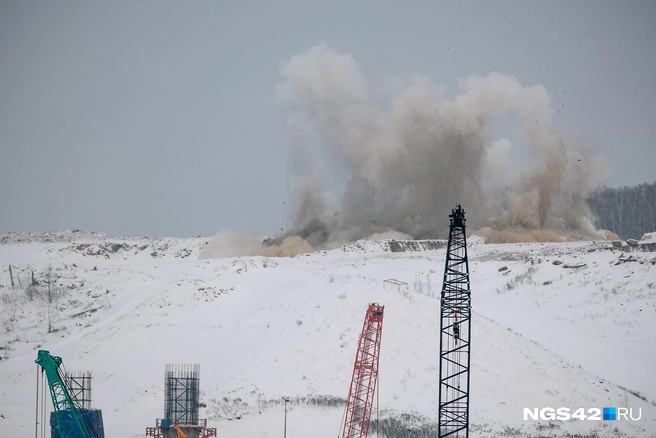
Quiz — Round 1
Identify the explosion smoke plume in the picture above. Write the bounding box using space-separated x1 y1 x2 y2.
201 43 607 258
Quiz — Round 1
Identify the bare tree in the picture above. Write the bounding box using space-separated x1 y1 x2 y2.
1 293 19 335
8 265 14 288
24 282 39 301
641 184 656 232
43 265 60 333
414 273 424 295
426 273 433 297
588 181 656 239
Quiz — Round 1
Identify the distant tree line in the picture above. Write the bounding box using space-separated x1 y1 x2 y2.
587 181 656 240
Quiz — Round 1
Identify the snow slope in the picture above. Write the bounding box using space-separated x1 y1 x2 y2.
0 232 655 437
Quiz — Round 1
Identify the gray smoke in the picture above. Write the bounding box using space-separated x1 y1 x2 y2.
272 43 608 248
201 43 608 258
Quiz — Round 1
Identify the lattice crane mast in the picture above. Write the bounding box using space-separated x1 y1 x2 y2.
438 204 472 437
35 349 94 438
339 303 384 438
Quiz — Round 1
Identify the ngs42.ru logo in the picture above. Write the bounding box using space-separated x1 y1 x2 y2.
524 407 642 421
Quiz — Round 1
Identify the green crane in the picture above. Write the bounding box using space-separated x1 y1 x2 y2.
35 349 92 438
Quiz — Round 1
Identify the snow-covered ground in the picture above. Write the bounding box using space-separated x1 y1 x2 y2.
0 231 655 437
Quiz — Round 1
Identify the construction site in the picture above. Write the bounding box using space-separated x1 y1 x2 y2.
30 205 473 438
4 2 656 436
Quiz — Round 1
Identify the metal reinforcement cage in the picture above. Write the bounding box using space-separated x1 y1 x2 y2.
64 371 92 410
147 364 216 438
164 363 200 425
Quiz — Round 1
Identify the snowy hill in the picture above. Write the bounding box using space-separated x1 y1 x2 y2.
0 232 655 437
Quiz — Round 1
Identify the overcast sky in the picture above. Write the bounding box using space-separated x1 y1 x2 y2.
1 1 654 237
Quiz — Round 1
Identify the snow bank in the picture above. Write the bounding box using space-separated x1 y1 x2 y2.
0 236 655 437
641 231 656 242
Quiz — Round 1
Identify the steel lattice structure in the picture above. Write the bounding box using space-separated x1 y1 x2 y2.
164 363 200 426
64 371 93 410
438 204 472 438
146 364 217 438
340 303 385 438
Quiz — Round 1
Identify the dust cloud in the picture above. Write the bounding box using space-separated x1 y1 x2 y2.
202 44 608 258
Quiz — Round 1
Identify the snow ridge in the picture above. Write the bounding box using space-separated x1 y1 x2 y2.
0 236 655 437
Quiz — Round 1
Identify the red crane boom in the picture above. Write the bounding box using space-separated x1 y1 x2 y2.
340 303 385 438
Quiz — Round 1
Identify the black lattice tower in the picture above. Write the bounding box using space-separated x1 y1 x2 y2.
438 204 471 438
165 364 200 426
